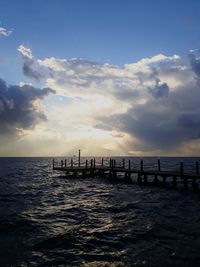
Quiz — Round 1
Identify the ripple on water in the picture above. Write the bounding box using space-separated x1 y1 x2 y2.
1 157 200 266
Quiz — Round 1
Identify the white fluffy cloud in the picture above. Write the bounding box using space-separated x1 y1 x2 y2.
18 45 33 59
0 26 12 37
17 45 200 155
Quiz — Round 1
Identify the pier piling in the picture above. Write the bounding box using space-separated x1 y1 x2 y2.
180 162 184 177
140 159 143 172
158 159 161 172
196 162 199 174
154 174 158 185
71 159 73 169
128 160 131 170
52 157 200 192
123 158 125 168
78 149 81 167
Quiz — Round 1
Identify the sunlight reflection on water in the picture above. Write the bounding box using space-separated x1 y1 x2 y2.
0 157 200 266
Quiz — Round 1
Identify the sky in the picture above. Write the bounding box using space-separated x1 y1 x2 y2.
0 0 200 156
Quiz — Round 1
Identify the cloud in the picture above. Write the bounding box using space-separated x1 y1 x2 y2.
148 80 169 98
18 46 178 98
0 26 12 37
189 53 200 77
0 78 55 137
16 45 200 155
18 45 33 60
18 45 47 80
95 55 200 151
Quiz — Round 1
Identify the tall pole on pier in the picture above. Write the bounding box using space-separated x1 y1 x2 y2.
78 149 81 167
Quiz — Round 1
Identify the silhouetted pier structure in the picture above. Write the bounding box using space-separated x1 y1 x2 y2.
53 157 200 191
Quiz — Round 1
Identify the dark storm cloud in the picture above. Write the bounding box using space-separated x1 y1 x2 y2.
113 87 139 101
23 60 43 80
148 81 169 98
95 60 200 150
0 78 55 136
17 45 200 152
189 53 200 76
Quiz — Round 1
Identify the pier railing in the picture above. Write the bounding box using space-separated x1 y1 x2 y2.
52 157 200 175
52 157 200 191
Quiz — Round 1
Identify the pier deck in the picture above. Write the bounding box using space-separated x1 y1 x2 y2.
53 158 200 191
53 166 200 179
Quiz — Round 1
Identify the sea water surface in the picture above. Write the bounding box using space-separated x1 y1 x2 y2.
0 157 200 267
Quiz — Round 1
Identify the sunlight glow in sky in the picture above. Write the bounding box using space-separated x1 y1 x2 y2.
1 0 200 156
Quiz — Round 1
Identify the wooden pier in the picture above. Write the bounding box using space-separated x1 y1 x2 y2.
52 158 200 191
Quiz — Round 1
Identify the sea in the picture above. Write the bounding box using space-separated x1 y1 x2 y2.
0 157 200 267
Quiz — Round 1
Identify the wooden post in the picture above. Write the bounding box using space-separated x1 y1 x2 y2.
125 172 127 179
102 158 104 167
109 168 112 178
90 159 94 177
65 159 67 168
128 160 131 169
144 174 148 184
154 174 158 184
122 158 125 168
124 171 131 183
140 159 143 172
61 160 63 168
86 160 88 169
71 158 73 169
172 176 177 189
78 149 81 167
158 159 161 172
196 162 199 174
94 158 96 168
180 162 183 176
128 171 131 181
90 159 93 169
138 173 142 184
53 159 55 169
114 159 116 168
193 162 199 191
192 177 198 191
183 177 188 190
110 158 112 168
162 176 166 186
